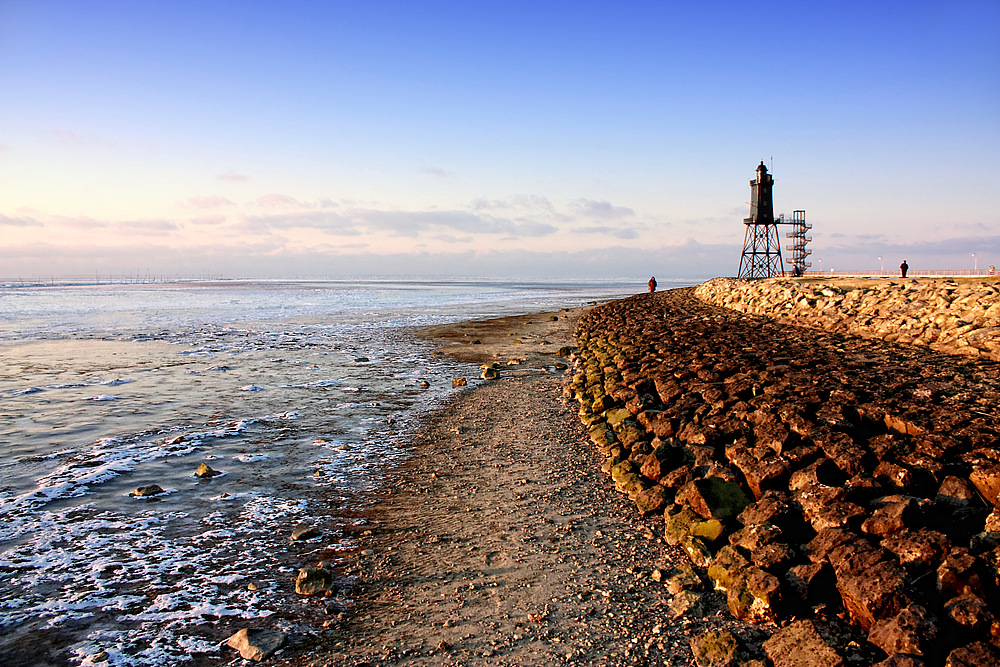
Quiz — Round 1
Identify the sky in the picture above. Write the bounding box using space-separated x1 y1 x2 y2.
1 0 998 281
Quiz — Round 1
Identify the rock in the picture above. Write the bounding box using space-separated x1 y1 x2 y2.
131 484 165 497
452 378 467 387
784 562 835 607
944 641 1000 666
665 560 703 594
867 604 938 657
290 523 322 541
227 628 287 661
944 592 993 635
762 620 845 667
937 547 984 598
634 484 670 515
689 629 740 666
677 476 750 523
880 528 950 573
874 656 927 667
354 356 369 362
862 497 918 537
295 565 334 595
682 535 712 567
670 590 705 619
726 567 781 622
937 476 980 507
195 462 221 478
557 345 574 356
480 367 499 380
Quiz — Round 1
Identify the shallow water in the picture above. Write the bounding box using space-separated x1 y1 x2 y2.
0 279 669 666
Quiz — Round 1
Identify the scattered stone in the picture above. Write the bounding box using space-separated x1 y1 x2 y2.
295 565 334 595
195 462 221 478
131 484 165 497
227 628 286 661
290 523 322 541
452 378 468 387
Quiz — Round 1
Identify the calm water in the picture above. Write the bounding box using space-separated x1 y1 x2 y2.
0 279 670 666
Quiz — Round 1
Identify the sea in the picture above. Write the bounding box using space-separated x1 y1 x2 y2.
0 278 687 666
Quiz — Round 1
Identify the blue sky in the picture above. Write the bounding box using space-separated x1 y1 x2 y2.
1 0 998 280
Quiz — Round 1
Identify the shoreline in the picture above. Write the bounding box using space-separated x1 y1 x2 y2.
275 301 759 666
271 280 1000 666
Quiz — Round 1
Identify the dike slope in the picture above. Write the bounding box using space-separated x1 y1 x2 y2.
572 286 1000 666
695 277 1000 363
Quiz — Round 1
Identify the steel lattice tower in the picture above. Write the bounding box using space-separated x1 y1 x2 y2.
738 162 784 279
784 210 811 275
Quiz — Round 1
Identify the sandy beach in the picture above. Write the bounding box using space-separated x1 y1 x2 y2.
269 304 751 666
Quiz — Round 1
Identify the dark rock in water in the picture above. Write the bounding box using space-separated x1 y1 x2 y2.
290 523 322 541
419 380 431 388
480 367 499 380
762 620 845 667
195 462 221 478
295 565 334 595
557 345 574 357
452 378 468 387
131 484 165 497
227 627 286 661
354 357 369 363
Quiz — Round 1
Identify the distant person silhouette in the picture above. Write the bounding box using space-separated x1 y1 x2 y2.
648 276 657 292
900 260 909 278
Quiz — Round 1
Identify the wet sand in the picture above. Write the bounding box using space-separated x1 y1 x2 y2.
277 305 747 666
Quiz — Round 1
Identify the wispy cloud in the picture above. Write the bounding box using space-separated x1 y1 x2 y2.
185 194 234 209
117 220 179 236
190 215 227 226
256 193 302 208
421 167 454 177
571 199 634 219
0 214 43 227
571 225 639 240
53 130 85 146
217 171 249 182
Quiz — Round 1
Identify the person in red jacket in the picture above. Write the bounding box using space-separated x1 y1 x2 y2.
648 276 657 292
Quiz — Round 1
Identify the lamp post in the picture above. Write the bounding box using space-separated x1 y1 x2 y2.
972 253 978 273
878 256 883 276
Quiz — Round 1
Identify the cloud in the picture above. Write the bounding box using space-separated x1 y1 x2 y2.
217 171 249 182
471 195 558 215
256 193 302 208
185 194 234 209
572 199 635 219
421 167 454 177
190 215 227 226
116 220 179 236
571 226 640 240
0 214 43 227
238 210 360 236
354 209 557 238
53 130 85 146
